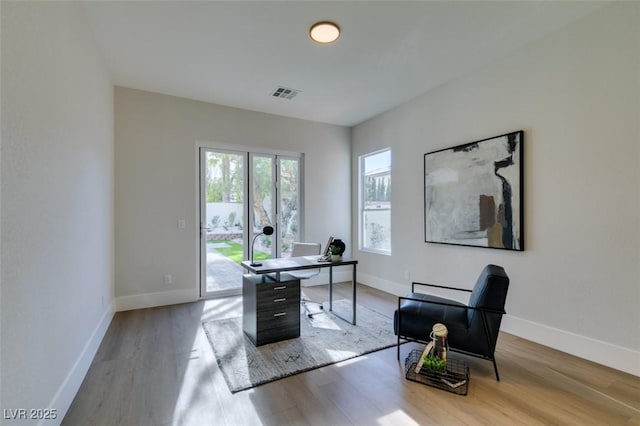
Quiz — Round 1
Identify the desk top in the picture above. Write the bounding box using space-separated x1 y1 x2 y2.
241 255 357 275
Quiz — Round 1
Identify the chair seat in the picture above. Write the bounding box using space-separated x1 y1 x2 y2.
394 293 468 342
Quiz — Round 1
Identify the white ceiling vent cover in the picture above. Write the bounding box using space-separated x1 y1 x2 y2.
271 86 301 100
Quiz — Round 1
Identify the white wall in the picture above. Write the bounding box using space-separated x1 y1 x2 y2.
114 87 350 309
352 3 639 375
1 2 114 422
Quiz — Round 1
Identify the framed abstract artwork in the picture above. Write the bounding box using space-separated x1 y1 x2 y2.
424 130 524 251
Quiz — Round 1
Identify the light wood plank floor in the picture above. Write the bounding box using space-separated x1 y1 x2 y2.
63 283 640 425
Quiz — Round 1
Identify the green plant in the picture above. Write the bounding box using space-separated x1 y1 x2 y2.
329 244 342 255
422 354 446 372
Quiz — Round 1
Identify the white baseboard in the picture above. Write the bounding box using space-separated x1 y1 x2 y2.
501 315 640 377
357 272 407 296
358 273 640 377
44 300 115 425
115 288 199 312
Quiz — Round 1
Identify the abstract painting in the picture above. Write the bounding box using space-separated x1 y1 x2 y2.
424 131 524 251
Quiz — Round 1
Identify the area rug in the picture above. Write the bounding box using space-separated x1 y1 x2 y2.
202 300 396 393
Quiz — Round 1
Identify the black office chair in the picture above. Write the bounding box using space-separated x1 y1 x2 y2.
289 242 324 318
394 264 509 380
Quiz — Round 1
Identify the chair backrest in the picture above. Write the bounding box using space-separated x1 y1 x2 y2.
466 265 509 355
289 242 321 280
467 264 510 324
291 242 322 257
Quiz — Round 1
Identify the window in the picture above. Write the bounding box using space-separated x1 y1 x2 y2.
359 148 391 254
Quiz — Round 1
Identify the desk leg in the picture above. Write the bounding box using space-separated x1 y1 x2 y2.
329 265 333 312
352 264 357 325
328 263 357 326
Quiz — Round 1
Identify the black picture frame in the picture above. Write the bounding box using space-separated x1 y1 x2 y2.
424 130 524 251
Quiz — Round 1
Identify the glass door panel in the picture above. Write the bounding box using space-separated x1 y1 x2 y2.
200 148 246 297
250 154 276 260
279 157 300 257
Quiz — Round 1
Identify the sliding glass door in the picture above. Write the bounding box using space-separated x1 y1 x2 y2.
200 148 247 298
200 147 302 298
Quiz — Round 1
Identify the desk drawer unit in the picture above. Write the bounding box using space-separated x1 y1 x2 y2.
243 273 301 346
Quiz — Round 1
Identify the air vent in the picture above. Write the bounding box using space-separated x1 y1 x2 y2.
271 86 301 100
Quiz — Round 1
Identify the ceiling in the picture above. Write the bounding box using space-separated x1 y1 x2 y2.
82 1 606 127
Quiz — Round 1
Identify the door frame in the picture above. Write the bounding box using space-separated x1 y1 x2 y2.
196 140 304 299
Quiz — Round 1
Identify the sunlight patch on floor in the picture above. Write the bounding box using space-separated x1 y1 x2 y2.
308 314 344 330
377 409 420 425
324 349 358 360
333 354 367 367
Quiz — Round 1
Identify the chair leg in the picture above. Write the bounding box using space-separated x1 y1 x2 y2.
396 299 402 360
480 311 501 381
492 357 500 381
301 298 323 306
301 298 324 318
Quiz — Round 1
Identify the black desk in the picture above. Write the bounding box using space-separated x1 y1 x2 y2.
241 255 358 325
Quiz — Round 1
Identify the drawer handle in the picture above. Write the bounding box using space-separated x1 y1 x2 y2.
273 298 286 303
273 286 287 290
273 312 287 317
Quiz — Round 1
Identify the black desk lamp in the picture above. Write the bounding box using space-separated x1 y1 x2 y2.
250 225 274 266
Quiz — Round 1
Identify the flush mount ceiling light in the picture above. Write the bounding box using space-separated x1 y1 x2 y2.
309 21 340 44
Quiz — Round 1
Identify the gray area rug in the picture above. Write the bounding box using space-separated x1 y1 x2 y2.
202 300 396 393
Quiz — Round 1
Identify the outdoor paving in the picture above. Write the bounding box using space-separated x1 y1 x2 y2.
206 245 244 292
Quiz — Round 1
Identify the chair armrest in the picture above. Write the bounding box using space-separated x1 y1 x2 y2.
411 282 473 293
472 305 506 315
398 296 506 315
399 295 466 309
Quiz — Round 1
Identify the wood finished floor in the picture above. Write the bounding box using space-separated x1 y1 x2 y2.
64 283 640 425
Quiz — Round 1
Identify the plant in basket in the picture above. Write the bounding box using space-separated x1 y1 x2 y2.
422 354 446 372
413 323 449 374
